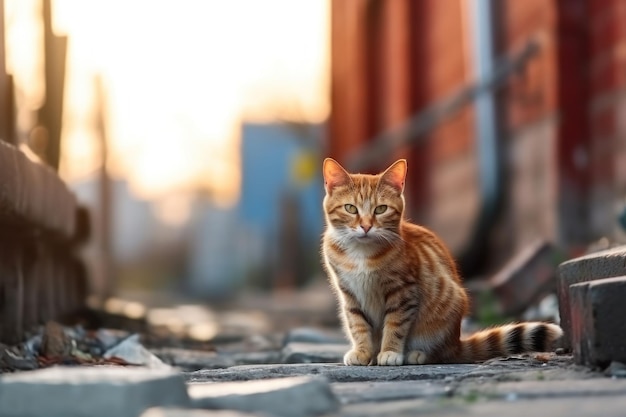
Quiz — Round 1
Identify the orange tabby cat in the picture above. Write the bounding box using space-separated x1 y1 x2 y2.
321 158 563 365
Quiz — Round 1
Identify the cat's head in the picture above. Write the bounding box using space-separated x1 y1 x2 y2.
322 158 406 245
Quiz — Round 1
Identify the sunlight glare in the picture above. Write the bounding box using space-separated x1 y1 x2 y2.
48 0 329 206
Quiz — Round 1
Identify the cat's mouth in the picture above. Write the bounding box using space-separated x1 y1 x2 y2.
355 232 375 241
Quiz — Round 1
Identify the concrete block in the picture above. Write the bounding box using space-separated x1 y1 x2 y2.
188 376 339 417
568 282 591 364
557 246 626 349
568 277 626 366
0 366 190 417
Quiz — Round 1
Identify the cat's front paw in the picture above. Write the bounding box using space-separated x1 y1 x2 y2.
344 349 373 366
377 351 404 366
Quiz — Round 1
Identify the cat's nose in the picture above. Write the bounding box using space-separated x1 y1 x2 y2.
361 224 372 234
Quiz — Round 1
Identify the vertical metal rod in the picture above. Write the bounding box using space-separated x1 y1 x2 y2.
471 0 498 214
455 0 502 276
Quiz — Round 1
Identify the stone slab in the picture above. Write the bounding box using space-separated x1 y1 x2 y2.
457 377 626 400
557 246 626 349
188 376 338 417
340 395 626 417
568 277 626 366
152 348 282 371
141 408 266 417
186 363 480 383
331 380 449 404
281 342 348 364
0 366 190 417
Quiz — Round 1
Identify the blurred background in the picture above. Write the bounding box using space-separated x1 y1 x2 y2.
2 0 626 335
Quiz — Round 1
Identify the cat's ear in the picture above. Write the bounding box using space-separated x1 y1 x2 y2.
381 159 407 193
323 158 351 193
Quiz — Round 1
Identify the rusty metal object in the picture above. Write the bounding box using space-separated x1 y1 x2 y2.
0 141 78 238
0 142 87 344
489 240 560 317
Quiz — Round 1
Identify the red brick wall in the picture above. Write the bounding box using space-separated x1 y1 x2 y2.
329 0 626 273
587 0 626 242
329 0 478 252
488 0 561 264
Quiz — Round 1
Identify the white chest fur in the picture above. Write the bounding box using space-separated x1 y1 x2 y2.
337 264 386 328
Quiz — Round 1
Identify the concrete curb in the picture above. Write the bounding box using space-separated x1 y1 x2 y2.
557 246 626 349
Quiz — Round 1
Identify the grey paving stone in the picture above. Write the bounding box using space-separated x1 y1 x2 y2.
557 245 626 349
332 380 449 404
152 348 232 371
0 366 190 417
437 396 626 417
188 376 339 417
457 377 626 400
141 408 265 417
186 363 479 383
337 398 430 417
152 348 282 371
281 342 348 364
338 395 626 417
568 277 626 366
283 327 347 346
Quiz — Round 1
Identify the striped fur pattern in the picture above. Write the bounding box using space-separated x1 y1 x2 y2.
321 158 563 365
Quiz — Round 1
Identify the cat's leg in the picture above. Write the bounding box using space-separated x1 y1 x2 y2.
377 302 418 366
341 300 376 366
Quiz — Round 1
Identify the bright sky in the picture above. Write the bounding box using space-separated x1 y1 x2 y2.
5 0 330 206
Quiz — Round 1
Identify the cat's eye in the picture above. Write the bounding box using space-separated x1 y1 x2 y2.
374 205 388 214
344 204 358 214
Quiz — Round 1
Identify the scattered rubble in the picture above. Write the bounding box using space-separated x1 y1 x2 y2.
104 334 169 369
0 321 136 372
40 321 73 357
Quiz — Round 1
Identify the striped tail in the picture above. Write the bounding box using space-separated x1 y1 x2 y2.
458 322 563 363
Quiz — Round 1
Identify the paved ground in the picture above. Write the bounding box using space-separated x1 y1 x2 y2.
2 319 623 417
180 341 622 417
